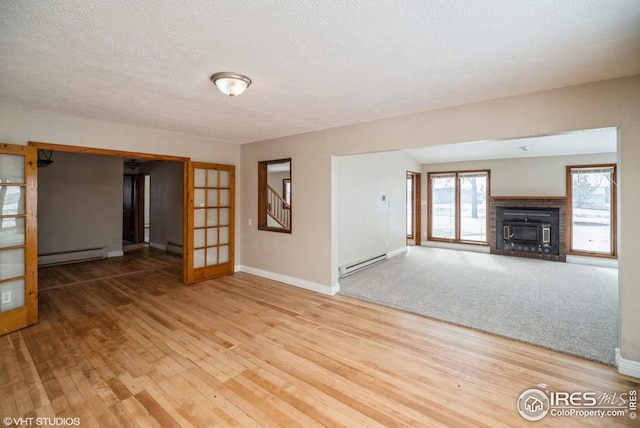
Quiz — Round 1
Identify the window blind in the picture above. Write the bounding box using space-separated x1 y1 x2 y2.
429 173 456 179
570 166 614 175
458 171 489 179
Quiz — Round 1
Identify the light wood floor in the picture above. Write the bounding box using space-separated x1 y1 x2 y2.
2 249 638 427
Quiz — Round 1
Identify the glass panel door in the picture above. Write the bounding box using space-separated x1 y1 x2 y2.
459 174 488 242
0 144 37 335
186 162 235 283
430 174 456 240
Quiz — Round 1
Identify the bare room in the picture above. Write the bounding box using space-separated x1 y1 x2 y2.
1 1 639 426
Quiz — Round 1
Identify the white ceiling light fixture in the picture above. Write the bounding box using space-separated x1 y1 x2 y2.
210 72 252 97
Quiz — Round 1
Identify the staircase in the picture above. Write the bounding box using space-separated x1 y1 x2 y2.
267 184 291 229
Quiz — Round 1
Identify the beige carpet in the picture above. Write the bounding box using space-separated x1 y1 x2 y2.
339 246 618 365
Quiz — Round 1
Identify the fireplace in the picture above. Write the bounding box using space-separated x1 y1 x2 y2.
490 197 566 262
497 207 559 255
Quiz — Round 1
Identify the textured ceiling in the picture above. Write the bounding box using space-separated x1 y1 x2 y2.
1 1 639 145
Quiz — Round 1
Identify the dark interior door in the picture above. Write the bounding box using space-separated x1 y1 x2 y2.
123 175 136 243
135 174 145 243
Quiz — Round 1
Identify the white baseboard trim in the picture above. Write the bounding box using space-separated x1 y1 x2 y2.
387 246 407 258
107 250 123 258
567 255 618 269
421 241 490 253
238 265 338 296
615 348 640 379
149 242 167 252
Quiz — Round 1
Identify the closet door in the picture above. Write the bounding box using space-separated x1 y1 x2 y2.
186 162 235 283
0 144 37 335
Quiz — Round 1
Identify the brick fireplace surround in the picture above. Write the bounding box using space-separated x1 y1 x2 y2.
489 196 567 262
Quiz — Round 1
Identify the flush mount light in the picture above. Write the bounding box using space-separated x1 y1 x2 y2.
125 159 141 170
210 72 252 97
37 149 54 167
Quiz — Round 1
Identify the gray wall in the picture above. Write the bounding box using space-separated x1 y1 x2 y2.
141 161 184 249
38 151 122 255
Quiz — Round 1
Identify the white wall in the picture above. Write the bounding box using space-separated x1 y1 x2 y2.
140 161 184 250
37 151 122 255
336 151 419 267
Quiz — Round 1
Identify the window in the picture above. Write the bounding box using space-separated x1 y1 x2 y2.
258 158 291 233
283 179 291 205
428 170 489 244
567 165 616 256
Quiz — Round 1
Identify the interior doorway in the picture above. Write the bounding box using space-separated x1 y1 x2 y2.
122 171 150 246
406 171 421 246
30 141 190 283
144 175 150 243
30 140 236 286
123 174 135 243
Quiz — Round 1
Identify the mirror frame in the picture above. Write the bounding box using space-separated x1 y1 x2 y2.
258 158 292 233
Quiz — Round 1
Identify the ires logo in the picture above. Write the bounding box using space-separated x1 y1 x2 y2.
517 389 550 421
518 387 636 422
549 392 597 406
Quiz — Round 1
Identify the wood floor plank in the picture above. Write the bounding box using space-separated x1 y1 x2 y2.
1 248 636 427
84 396 123 428
134 390 182 428
177 369 263 427
154 376 216 427
0 385 19 422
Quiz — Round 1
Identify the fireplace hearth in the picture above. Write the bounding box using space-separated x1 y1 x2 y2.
490 196 566 262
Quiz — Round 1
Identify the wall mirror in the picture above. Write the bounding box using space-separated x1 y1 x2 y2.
258 158 292 233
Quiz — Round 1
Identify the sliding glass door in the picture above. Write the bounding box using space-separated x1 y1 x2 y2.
429 174 456 240
428 170 489 244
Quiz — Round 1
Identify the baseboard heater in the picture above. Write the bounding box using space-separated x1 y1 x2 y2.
339 253 387 278
167 241 183 255
38 246 108 267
